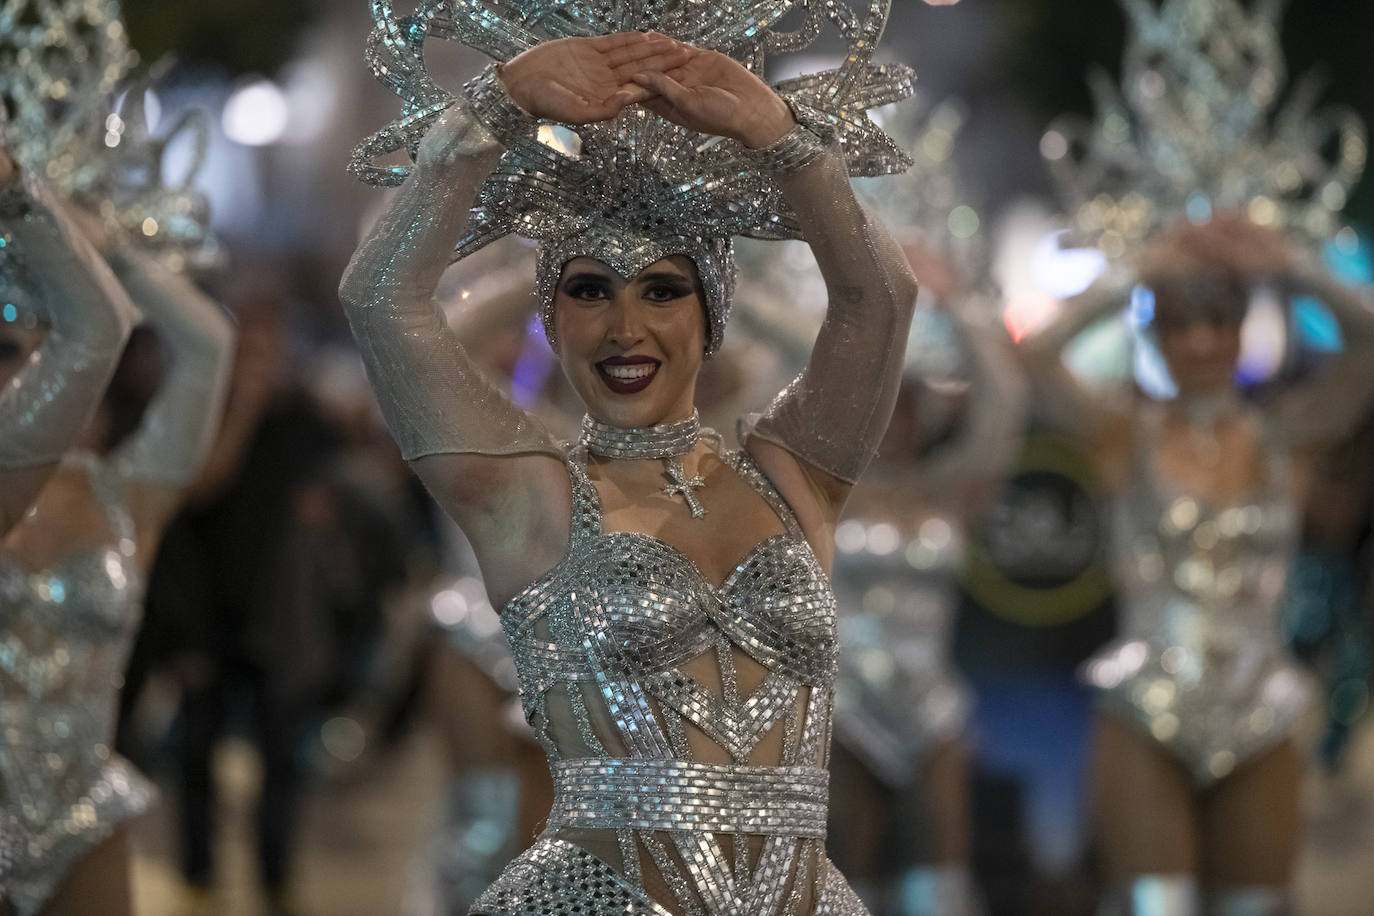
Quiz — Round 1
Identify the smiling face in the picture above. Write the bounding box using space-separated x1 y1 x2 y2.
1150 271 1247 397
553 255 706 428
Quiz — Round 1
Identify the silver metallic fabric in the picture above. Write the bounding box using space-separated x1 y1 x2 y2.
349 0 915 356
0 171 136 469
104 247 234 486
831 513 971 789
0 453 155 916
338 104 564 463
473 442 869 916
1044 0 1367 256
1082 405 1308 786
1098 874 1199 916
890 865 980 916
745 145 919 485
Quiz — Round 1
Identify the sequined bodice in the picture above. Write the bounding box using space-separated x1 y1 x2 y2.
833 513 964 646
1114 406 1296 651
0 454 151 913
498 444 842 915
830 512 971 787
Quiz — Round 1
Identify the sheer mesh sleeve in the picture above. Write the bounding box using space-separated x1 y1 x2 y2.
337 103 560 461
0 171 136 468
745 144 920 484
106 248 234 486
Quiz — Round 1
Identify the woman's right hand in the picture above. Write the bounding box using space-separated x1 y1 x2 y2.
498 32 690 124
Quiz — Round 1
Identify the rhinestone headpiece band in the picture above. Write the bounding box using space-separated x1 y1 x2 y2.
0 0 217 269
1042 0 1367 258
350 0 917 356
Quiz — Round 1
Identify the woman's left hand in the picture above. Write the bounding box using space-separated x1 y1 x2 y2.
632 47 795 149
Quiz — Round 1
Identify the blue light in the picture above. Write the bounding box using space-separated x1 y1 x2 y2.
1127 285 1155 327
2 303 16 323
1293 297 1343 352
1185 192 1212 224
1324 232 1374 285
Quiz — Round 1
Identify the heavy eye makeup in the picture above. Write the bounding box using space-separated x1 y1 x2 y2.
636 272 695 303
561 272 616 302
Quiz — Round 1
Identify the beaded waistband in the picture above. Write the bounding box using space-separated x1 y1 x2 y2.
547 758 830 838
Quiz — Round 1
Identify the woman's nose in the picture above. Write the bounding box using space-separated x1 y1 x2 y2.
606 297 646 345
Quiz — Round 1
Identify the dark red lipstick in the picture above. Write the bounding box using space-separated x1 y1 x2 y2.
597 355 660 395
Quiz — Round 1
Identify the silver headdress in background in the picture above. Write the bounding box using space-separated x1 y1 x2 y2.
1043 0 1367 258
350 0 916 354
0 0 216 269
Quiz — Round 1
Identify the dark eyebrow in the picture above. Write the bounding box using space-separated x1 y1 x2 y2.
636 272 691 285
561 272 615 287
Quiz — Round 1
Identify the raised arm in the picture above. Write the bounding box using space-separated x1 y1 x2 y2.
0 162 136 535
1272 262 1374 450
1015 267 1135 445
339 33 685 600
635 55 919 535
103 247 234 555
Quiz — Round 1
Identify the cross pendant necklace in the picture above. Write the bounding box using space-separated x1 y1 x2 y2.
663 458 707 519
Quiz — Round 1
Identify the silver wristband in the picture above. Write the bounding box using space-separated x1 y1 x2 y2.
742 101 832 174
461 63 539 147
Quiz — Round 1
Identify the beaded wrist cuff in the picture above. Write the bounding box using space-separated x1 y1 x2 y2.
461 63 539 148
742 102 833 175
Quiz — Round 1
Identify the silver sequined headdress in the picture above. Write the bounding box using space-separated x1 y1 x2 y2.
0 0 216 269
350 0 916 355
1043 0 1367 259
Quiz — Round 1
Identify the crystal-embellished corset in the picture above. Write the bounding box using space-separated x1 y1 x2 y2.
830 514 971 788
0 453 153 916
1113 406 1297 651
480 444 868 916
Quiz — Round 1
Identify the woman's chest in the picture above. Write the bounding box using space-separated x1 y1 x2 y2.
510 531 838 685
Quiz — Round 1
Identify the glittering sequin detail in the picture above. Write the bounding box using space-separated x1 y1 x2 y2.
478 444 867 916
0 455 154 915
831 513 972 789
1082 406 1309 784
580 412 701 459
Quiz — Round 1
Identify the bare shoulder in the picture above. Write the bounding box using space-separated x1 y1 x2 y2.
413 449 575 605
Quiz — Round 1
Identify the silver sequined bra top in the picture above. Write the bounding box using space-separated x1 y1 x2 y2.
1112 404 1296 651
0 453 154 915
831 513 971 789
474 443 872 916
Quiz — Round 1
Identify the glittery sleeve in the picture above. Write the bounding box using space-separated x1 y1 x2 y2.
337 103 561 461
105 247 234 486
0 170 136 469
745 144 920 485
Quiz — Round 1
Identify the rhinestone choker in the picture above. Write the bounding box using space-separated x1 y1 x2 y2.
580 412 707 518
580 412 701 460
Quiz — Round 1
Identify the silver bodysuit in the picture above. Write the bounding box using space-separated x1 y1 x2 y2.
1082 405 1309 785
831 513 971 790
472 442 868 916
0 453 154 915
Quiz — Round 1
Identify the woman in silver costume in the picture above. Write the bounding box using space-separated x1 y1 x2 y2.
340 26 918 916
1019 216 1374 915
828 296 1023 916
0 143 235 915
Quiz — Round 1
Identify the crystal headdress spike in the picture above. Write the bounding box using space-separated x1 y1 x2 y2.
350 1 917 354
1044 0 1367 257
0 0 217 268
